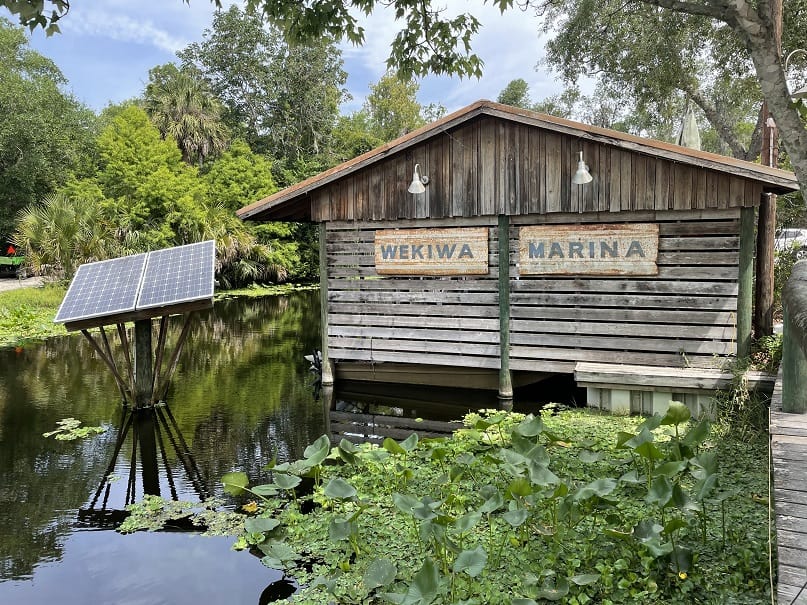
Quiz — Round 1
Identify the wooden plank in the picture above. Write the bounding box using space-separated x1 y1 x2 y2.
510 346 711 367
480 118 496 215
512 319 735 340
331 348 500 369
330 290 498 304
574 362 739 390
329 314 499 330
329 279 498 292
374 227 489 275
330 326 500 343
509 292 738 310
510 278 738 296
545 132 562 212
330 302 499 318
510 333 733 355
510 305 736 325
658 236 739 250
609 148 622 213
620 149 632 210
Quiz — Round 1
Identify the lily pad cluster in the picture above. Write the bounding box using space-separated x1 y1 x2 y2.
220 405 770 604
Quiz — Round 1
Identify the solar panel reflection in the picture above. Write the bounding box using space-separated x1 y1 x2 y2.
54 253 147 324
137 240 216 309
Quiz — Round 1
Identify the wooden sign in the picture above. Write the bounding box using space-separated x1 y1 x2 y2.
518 224 659 276
375 227 489 275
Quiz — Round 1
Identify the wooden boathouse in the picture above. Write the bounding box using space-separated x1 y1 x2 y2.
238 100 798 409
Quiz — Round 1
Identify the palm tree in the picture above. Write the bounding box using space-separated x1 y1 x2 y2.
13 193 118 280
144 64 229 167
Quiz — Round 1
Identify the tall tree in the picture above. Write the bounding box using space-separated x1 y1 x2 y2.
144 63 229 167
497 79 533 110
177 5 347 179
363 71 430 141
0 17 96 240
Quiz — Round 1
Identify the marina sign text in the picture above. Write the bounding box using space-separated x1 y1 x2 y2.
375 227 489 275
518 224 659 275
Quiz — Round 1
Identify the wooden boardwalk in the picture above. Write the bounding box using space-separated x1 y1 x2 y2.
771 371 807 604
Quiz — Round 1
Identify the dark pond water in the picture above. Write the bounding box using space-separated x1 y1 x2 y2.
0 290 532 605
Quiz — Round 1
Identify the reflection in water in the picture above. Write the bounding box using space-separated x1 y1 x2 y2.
0 291 324 604
78 404 209 530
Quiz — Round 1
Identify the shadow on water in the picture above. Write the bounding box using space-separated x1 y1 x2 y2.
0 289 581 604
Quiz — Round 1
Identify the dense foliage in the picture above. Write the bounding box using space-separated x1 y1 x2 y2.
206 407 772 604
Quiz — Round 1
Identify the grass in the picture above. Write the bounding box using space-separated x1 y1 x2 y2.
0 282 67 347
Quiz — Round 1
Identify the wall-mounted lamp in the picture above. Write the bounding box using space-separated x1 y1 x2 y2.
784 49 807 99
571 151 593 185
408 163 429 194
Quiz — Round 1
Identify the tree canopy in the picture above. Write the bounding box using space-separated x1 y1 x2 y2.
0 17 97 240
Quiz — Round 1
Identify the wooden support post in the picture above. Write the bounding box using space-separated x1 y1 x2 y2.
155 314 194 403
81 329 131 402
134 409 160 496
133 319 153 409
150 316 169 405
498 215 513 404
755 194 776 337
737 206 755 358
782 305 807 413
319 222 334 385
116 323 135 396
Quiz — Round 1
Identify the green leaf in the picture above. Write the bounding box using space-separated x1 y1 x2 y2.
303 434 330 465
625 427 654 450
502 508 529 528
324 477 357 500
646 476 673 507
244 517 280 534
453 511 482 533
528 461 560 487
574 478 617 501
221 471 249 496
364 558 397 590
515 414 544 437
479 491 504 514
579 450 604 463
400 432 419 452
411 558 440 602
251 483 280 496
652 460 687 478
660 401 691 426
383 437 406 455
682 418 711 447
693 474 719 501
328 516 353 541
634 440 664 461
453 546 487 577
273 473 301 490
507 477 533 498
511 600 538 605
619 470 644 484
663 517 688 535
570 574 600 586
633 519 663 542
258 539 296 562
393 493 419 515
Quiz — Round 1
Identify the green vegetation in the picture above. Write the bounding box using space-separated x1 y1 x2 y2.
123 408 773 604
0 283 67 347
42 417 106 440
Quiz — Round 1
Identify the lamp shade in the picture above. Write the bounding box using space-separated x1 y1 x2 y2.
408 164 427 194
572 151 593 185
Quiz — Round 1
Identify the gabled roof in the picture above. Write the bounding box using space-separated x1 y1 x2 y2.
238 100 799 221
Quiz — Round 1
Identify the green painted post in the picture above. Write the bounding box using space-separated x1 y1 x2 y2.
782 306 807 413
782 262 807 413
319 223 334 385
737 207 755 359
498 214 513 404
134 319 153 408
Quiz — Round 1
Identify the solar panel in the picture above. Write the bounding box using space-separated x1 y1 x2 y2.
54 240 216 326
54 253 147 324
137 240 216 310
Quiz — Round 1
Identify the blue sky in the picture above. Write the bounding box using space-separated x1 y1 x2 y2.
3 1 563 115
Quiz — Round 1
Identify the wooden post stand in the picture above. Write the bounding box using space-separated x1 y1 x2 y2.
134 319 153 409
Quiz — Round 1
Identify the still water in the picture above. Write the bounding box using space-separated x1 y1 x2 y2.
0 292 329 604
0 291 518 605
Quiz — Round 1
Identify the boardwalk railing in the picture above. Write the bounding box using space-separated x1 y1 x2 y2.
772 260 807 604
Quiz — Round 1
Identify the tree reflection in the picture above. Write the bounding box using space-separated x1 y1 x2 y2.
0 290 324 583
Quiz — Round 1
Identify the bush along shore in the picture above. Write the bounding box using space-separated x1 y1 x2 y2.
192 406 771 605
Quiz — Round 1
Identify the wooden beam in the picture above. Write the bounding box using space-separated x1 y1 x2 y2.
133 319 153 409
320 223 334 385
498 214 513 402
116 323 134 395
80 329 130 402
737 206 755 358
754 194 776 337
155 313 194 402
150 316 169 405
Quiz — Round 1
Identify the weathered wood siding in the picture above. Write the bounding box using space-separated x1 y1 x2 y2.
510 209 740 372
325 209 740 374
326 217 501 369
311 118 764 222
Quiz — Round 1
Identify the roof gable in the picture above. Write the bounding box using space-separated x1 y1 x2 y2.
238 100 799 222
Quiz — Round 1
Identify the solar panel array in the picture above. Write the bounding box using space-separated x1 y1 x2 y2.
138 240 215 310
54 241 216 325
